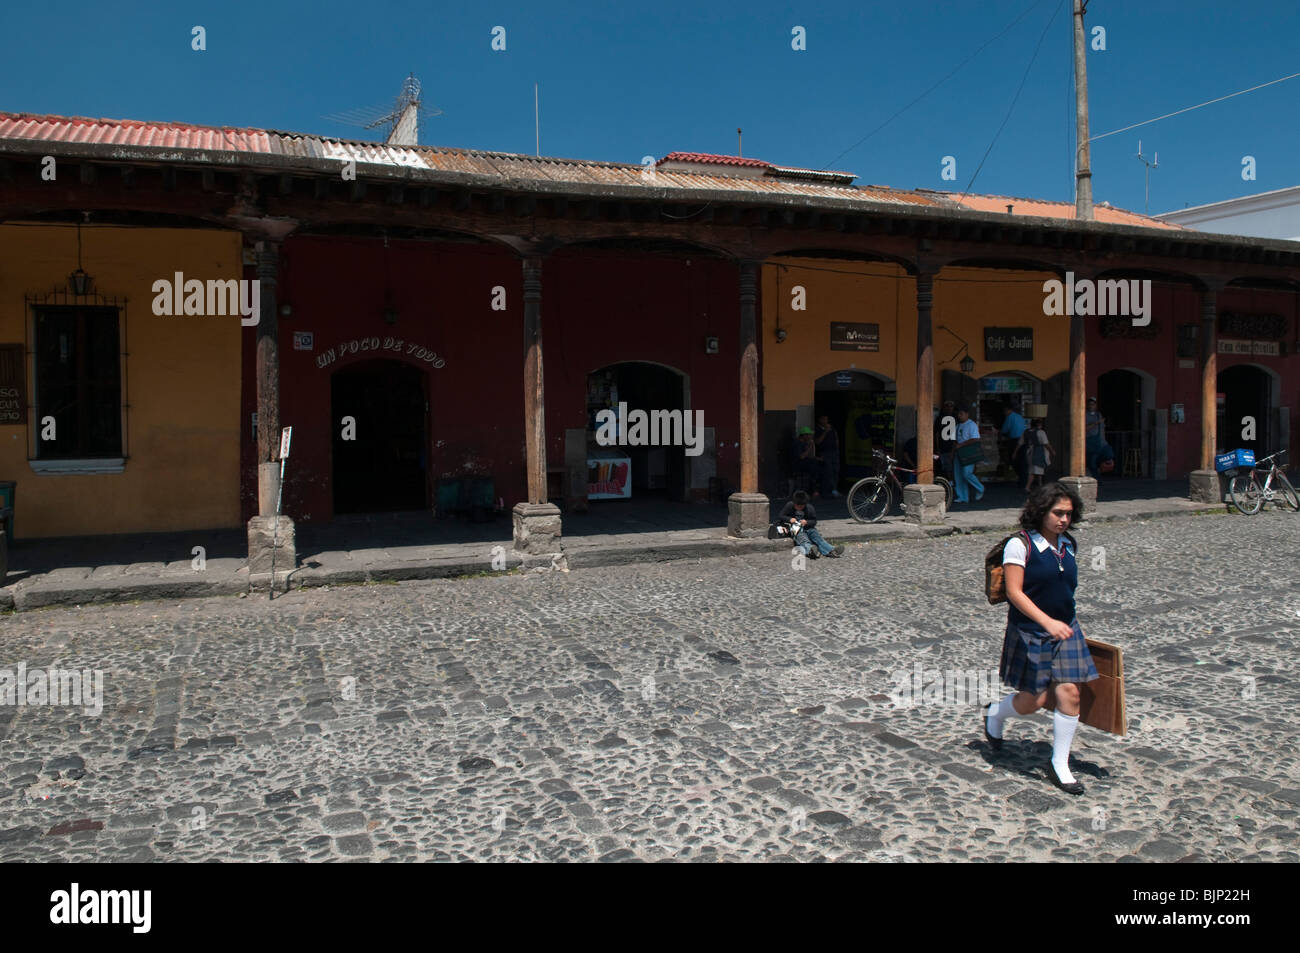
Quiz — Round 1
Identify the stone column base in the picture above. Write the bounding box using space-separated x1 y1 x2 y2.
1058 475 1098 512
727 492 770 538
248 515 295 591
902 483 947 524
510 551 570 572
1188 469 1224 503
513 502 563 554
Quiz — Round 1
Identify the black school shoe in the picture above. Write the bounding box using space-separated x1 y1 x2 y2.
1047 760 1085 795
807 548 820 559
982 706 1003 751
826 545 844 558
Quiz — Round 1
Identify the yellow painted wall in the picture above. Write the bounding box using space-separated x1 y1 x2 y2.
763 259 915 408
933 266 1068 395
0 225 243 538
762 259 1067 412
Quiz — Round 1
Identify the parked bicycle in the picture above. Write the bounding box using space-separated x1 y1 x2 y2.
1228 449 1300 515
847 449 955 523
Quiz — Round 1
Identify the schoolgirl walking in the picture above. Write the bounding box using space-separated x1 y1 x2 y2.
983 483 1098 794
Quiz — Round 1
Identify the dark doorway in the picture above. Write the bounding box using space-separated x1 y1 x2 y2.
586 362 688 501
814 371 892 489
331 360 428 514
1218 365 1271 457
1098 368 1144 475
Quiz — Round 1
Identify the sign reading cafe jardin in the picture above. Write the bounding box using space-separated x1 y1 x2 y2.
984 327 1033 361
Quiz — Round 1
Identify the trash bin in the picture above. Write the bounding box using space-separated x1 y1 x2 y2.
0 480 13 539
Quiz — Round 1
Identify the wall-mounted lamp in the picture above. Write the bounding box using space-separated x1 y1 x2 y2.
775 327 788 343
68 216 94 296
937 324 976 374
280 304 292 317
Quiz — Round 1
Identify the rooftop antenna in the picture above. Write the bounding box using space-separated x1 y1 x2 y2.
1136 138 1158 214
323 73 442 146
737 127 742 157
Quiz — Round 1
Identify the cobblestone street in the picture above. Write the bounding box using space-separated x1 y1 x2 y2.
1 509 1297 862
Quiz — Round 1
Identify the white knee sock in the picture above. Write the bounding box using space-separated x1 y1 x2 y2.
986 692 1019 739
1052 711 1079 783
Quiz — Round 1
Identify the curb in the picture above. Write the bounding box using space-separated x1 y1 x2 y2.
0 501 1232 612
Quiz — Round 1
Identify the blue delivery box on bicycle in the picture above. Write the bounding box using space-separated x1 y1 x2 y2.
1215 448 1255 475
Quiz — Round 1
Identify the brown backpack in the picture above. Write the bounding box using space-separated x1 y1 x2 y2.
984 529 1076 604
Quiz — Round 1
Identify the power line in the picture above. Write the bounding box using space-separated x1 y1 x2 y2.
820 0 1051 170
1091 70 1300 141
957 0 1066 203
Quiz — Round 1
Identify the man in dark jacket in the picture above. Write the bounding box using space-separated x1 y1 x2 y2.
770 490 844 558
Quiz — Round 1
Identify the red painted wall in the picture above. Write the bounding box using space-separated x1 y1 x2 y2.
1085 282 1298 477
240 238 742 523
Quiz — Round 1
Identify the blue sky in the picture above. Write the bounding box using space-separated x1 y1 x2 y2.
3 0 1297 215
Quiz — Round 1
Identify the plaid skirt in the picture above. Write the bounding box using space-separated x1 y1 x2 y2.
999 617 1098 694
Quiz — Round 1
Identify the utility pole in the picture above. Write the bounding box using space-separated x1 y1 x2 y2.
1073 0 1093 222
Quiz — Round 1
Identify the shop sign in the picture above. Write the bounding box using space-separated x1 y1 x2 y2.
0 344 25 424
835 372 854 387
316 336 447 369
1218 338 1279 356
830 322 879 352
981 375 1036 394
1219 312 1287 340
984 327 1033 361
1098 314 1160 339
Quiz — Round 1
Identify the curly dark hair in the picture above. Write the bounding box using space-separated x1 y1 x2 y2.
1019 482 1084 533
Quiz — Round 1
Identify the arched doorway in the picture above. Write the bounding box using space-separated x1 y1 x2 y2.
813 370 893 488
585 362 690 502
1218 364 1274 458
331 359 429 513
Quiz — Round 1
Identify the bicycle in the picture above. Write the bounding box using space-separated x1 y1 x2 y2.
846 449 955 523
1227 449 1300 515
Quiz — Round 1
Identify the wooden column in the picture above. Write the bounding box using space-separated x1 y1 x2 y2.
522 257 547 504
738 260 759 494
255 241 280 515
1069 306 1087 476
915 272 934 483
1200 285 1219 469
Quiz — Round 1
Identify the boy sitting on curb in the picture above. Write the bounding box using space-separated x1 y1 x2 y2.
769 490 845 559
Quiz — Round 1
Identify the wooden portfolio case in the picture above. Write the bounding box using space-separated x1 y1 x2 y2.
1044 636 1127 735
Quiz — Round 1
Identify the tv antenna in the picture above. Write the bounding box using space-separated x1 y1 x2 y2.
1135 139 1158 214
323 73 442 146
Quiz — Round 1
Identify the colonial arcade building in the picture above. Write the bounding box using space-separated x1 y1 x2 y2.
2 113 1299 573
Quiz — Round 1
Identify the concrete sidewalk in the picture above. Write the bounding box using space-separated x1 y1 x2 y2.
0 490 1224 612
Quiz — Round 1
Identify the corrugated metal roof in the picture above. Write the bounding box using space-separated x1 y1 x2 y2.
0 111 1180 223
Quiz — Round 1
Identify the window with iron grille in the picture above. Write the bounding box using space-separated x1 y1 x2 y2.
33 305 122 458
